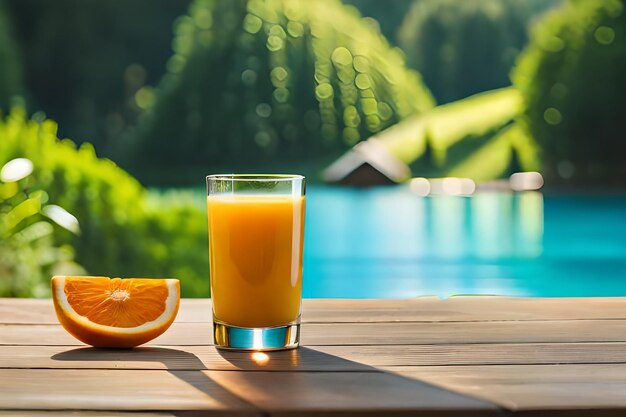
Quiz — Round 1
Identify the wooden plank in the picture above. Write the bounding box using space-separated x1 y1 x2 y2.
316 342 626 367
0 410 617 417
0 345 370 372
0 299 56 324
5 359 626 415
391 364 626 412
0 412 182 417
510 411 626 416
6 297 626 324
0 369 258 415
5 319 626 346
208 370 501 416
289 320 626 346
0 368 499 416
4 342 626 371
303 297 626 323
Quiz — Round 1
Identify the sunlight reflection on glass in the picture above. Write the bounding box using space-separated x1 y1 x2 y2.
252 329 263 349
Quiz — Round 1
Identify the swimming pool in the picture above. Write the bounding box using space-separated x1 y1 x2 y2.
303 186 626 298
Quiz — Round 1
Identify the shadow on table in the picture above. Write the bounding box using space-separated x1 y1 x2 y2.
52 346 494 415
51 345 369 370
53 346 268 416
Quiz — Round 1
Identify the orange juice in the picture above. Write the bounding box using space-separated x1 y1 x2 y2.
207 195 305 328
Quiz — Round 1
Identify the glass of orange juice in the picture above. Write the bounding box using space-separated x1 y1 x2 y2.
206 174 305 350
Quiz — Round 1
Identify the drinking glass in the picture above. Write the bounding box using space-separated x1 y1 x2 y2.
206 174 305 350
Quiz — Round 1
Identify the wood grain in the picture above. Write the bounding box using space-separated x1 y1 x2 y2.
6 297 626 415
0 412 182 417
3 342 626 371
5 319 626 346
0 411 241 417
303 297 626 323
0 369 258 414
0 368 498 416
392 364 626 412
6 297 626 324
0 345 370 372
208 370 500 416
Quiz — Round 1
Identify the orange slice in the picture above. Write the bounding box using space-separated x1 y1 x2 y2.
51 276 180 348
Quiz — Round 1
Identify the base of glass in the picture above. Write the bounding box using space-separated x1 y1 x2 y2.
213 319 300 351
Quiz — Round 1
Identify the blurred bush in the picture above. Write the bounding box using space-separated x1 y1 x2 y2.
0 156 83 297
398 0 558 104
5 0 191 154
513 0 626 184
0 1 22 108
0 109 209 297
126 0 434 184
144 189 208 297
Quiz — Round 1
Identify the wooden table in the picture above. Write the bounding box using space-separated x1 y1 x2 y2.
3 297 626 416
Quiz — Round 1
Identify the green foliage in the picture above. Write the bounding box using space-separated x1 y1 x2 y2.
5 0 191 153
398 0 558 104
343 0 414 44
378 88 523 162
368 87 539 181
144 189 208 297
127 0 434 184
0 158 82 297
446 123 540 181
0 2 22 109
513 0 626 183
0 109 209 297
0 109 145 273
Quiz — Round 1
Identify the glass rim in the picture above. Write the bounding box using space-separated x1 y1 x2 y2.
206 174 305 182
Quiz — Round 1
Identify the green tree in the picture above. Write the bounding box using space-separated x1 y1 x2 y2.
127 0 434 184
0 1 21 109
5 0 191 153
398 0 558 104
513 0 626 183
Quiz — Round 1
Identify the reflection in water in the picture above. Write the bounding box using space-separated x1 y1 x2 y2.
304 188 626 297
473 192 514 258
430 191 545 259
306 187 544 261
304 186 548 298
432 196 467 259
515 192 544 257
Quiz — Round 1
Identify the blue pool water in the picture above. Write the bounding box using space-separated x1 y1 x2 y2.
302 186 626 298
